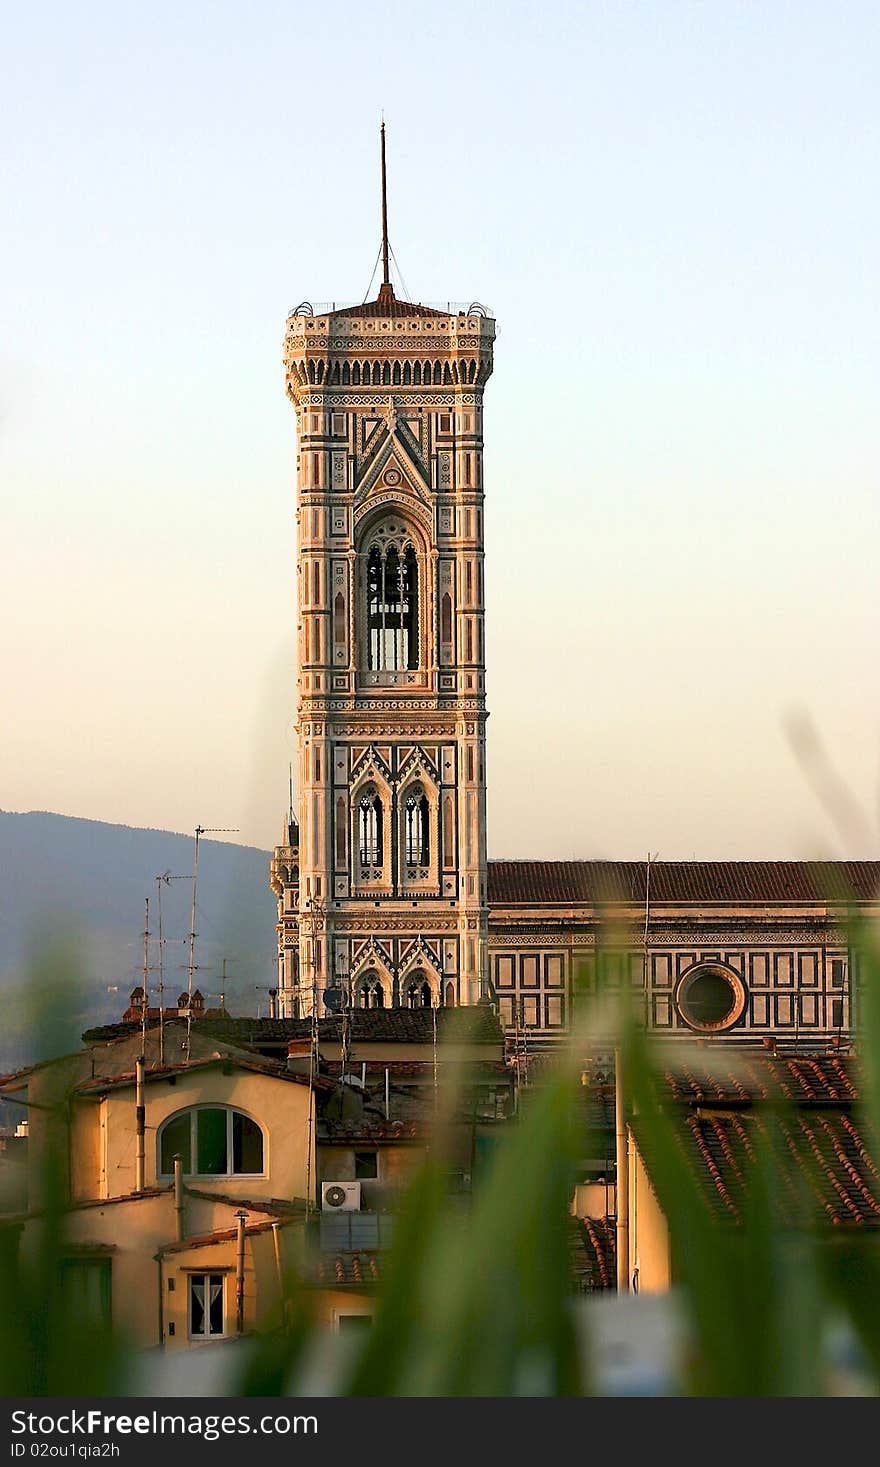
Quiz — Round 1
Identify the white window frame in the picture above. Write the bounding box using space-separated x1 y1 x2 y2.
157 1105 266 1180
188 1272 226 1340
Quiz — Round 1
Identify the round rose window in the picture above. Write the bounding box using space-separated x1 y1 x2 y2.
674 965 746 1033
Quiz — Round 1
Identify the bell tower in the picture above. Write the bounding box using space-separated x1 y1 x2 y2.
275 127 495 1017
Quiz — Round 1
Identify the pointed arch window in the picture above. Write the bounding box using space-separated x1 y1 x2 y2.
404 786 430 866
405 970 433 1008
366 543 418 671
357 969 385 1009
358 788 383 866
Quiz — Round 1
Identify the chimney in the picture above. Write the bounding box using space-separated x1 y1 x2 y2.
287 1037 313 1076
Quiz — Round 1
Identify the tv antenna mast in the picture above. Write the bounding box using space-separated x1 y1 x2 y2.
183 826 239 1058
141 896 150 1059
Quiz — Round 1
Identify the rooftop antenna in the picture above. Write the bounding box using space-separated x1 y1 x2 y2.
155 871 172 1065
141 896 150 1058
302 894 325 1217
643 852 658 1002
183 826 239 1058
379 118 392 299
337 948 351 1084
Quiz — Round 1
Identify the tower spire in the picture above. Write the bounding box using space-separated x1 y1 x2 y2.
379 118 393 301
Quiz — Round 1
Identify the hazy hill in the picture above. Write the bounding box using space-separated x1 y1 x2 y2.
0 810 277 1071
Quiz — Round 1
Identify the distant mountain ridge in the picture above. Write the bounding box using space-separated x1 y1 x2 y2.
0 810 277 1069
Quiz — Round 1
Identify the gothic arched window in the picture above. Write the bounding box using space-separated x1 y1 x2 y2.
366 541 418 671
405 971 433 1009
358 788 383 867
404 786 430 866
357 969 385 1009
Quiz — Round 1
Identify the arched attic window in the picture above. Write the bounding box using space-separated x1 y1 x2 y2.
366 539 419 671
158 1106 264 1177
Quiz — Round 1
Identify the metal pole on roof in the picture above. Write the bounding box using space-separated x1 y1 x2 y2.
235 1210 247 1335
141 897 150 1059
642 852 657 1012
614 1047 630 1293
184 827 239 1057
155 872 171 1067
184 827 202 1059
302 895 324 1218
380 119 390 290
135 1055 145 1193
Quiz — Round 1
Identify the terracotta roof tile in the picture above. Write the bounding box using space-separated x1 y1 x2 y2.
314 1251 383 1286
487 859 880 907
191 1005 503 1048
569 1216 616 1291
636 1052 880 1230
72 1053 333 1094
156 1217 293 1256
331 292 448 320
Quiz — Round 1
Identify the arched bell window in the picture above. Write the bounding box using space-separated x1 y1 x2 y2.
366 540 419 671
405 970 433 1009
404 785 430 866
357 969 385 1009
358 788 383 867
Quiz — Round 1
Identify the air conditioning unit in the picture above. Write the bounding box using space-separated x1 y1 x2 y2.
321 1181 361 1212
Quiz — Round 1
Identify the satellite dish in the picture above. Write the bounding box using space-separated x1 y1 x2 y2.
323 986 343 1013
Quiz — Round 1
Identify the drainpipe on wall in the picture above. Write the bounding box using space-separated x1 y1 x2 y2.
614 1047 630 1293
235 1210 248 1335
157 1257 165 1348
173 1154 185 1242
135 1056 145 1194
271 1221 285 1329
628 1125 640 1293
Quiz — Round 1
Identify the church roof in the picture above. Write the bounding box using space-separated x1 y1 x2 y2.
487 860 880 907
331 291 448 320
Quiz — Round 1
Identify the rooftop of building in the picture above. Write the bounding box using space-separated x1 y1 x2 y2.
331 284 450 319
487 859 880 907
79 1003 505 1058
287 286 494 324
632 1047 880 1229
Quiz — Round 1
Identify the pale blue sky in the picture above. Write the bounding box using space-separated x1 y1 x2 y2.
2 0 878 859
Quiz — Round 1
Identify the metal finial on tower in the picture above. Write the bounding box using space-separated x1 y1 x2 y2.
380 119 393 298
